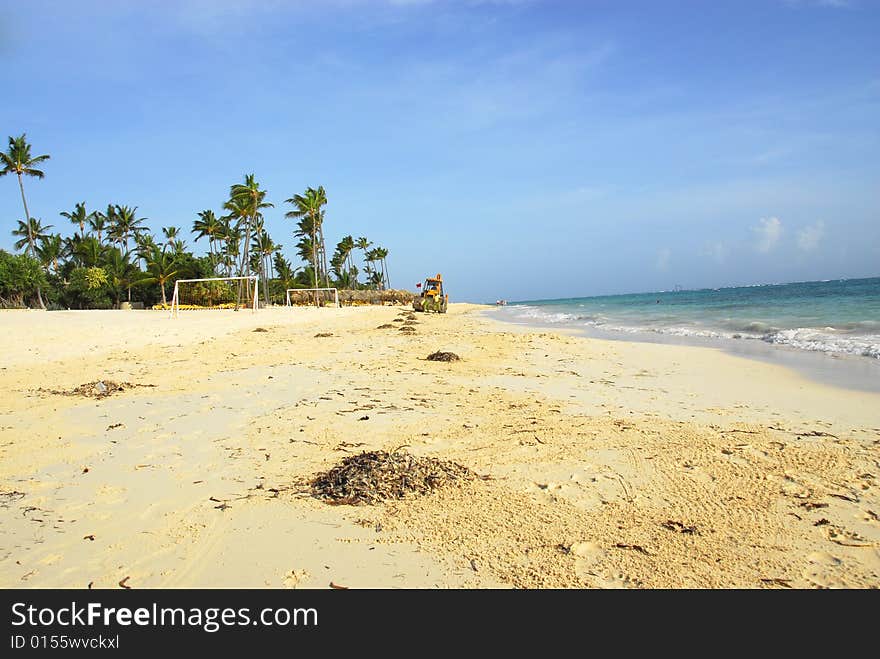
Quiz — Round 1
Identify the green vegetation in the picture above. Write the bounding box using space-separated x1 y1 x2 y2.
1 134 396 309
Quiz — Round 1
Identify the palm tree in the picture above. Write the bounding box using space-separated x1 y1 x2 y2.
60 202 92 239
88 211 107 244
355 236 371 288
12 217 53 254
36 233 64 276
104 247 136 308
364 248 381 290
140 245 180 307
273 253 300 303
193 210 221 265
99 204 119 245
251 228 279 305
373 246 391 290
109 205 147 254
71 236 105 268
1 134 50 308
227 174 272 306
285 186 328 304
218 220 243 278
162 226 181 250
331 235 358 289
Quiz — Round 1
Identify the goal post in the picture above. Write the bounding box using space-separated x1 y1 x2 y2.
286 287 340 308
170 276 259 317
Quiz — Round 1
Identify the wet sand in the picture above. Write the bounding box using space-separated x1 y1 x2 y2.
1 305 878 588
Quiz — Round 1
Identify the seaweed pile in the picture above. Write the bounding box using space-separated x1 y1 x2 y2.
310 450 473 505
427 351 460 362
43 380 152 399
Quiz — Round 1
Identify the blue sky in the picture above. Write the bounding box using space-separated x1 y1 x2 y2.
2 0 878 302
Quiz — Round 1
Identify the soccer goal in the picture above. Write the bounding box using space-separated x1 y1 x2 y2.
286 287 340 308
170 276 259 317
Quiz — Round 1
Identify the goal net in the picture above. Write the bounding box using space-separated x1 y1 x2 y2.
170 276 259 317
286 287 340 308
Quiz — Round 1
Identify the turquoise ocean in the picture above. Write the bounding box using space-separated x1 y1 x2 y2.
491 277 880 362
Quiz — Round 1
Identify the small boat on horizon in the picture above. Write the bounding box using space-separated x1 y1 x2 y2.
495 299 507 306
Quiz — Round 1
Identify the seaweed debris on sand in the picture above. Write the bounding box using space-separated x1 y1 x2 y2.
427 351 460 362
310 450 473 505
42 381 153 399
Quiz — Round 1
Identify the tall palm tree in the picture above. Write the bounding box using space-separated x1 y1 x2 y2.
109 205 147 254
88 211 107 244
373 246 391 290
331 235 357 289
364 248 381 290
162 226 181 250
110 205 146 302
60 202 92 239
355 236 371 289
227 174 272 305
218 220 243 278
285 186 328 304
140 245 180 307
251 228 279 305
1 134 50 308
193 209 221 265
100 204 119 245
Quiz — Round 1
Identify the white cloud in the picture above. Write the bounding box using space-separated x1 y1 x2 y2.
656 247 671 271
754 217 782 252
703 241 727 264
796 220 825 252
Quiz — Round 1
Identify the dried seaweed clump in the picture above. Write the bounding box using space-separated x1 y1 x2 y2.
314 332 334 338
399 326 417 334
47 381 151 399
310 450 474 505
377 323 395 329
427 351 460 362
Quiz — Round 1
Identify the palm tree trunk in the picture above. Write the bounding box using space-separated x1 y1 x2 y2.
237 217 252 308
17 173 45 309
311 215 319 307
383 258 390 290
319 226 330 288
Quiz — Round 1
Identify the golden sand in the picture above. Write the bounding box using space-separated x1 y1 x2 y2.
1 304 878 588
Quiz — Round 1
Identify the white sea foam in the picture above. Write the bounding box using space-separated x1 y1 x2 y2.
762 329 880 359
497 306 880 359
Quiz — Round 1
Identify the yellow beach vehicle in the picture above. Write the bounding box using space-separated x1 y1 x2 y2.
413 274 448 313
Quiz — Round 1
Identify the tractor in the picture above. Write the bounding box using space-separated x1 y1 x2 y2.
413 274 448 313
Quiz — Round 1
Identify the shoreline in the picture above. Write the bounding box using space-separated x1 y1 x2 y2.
2 304 878 588
484 307 880 394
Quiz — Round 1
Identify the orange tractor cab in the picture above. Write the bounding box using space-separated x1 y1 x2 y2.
413 274 448 313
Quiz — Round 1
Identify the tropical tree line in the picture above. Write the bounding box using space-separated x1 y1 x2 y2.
1 134 394 309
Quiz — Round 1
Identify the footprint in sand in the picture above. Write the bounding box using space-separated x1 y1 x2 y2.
802 551 848 588
282 569 309 589
571 541 605 566
590 571 637 589
571 542 636 588
769 474 811 499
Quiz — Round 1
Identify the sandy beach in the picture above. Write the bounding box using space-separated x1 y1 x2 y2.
1 304 878 589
